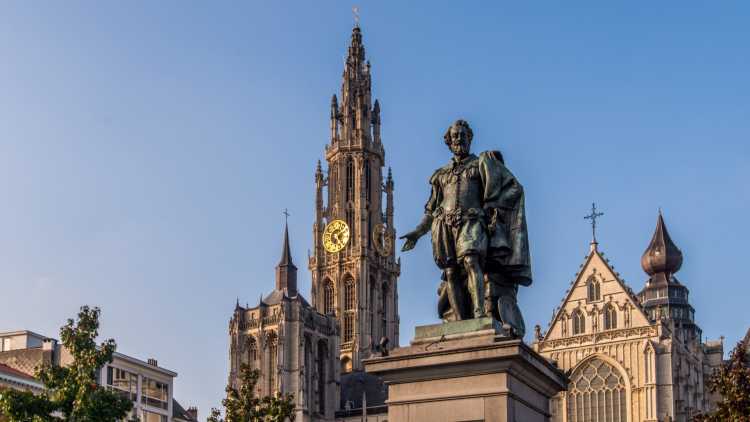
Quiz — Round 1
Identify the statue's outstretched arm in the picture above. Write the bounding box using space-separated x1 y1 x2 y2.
400 213 433 252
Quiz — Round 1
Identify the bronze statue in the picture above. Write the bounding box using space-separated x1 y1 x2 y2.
400 120 532 336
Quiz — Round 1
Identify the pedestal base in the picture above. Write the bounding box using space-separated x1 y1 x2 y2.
364 320 567 422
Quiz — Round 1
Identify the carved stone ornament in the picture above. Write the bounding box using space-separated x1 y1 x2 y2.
372 222 393 256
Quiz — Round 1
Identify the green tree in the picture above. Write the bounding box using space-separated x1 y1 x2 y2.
695 341 750 421
208 364 295 422
0 306 133 422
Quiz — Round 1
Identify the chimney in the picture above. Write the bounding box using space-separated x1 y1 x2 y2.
147 358 158 367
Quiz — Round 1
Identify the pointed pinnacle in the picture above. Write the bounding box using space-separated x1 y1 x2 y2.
279 222 293 267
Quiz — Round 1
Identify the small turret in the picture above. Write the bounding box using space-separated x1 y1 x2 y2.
637 211 701 340
275 222 298 296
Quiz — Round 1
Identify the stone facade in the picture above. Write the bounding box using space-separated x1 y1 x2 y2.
228 225 340 422
533 213 723 422
309 25 400 374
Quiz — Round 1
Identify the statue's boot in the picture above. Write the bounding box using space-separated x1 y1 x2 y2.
464 255 486 319
444 267 466 320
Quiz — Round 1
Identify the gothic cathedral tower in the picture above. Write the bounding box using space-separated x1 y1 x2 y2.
309 25 400 373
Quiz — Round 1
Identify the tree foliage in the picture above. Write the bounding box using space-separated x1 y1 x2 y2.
695 341 750 421
0 306 133 422
208 364 295 422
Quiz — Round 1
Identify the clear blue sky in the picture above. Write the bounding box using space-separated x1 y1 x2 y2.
1 1 748 416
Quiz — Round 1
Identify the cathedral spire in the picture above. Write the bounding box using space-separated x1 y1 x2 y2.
276 221 298 296
641 210 683 283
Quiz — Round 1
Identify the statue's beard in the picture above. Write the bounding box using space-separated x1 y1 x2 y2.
451 143 470 157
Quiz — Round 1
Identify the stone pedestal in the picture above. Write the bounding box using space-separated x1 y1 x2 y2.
364 318 567 422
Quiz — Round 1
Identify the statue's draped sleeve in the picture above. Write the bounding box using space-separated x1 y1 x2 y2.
478 151 532 285
425 169 443 216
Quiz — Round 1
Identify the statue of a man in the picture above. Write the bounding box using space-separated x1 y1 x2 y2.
400 120 532 335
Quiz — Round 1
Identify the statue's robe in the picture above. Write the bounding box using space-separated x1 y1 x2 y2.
428 151 532 332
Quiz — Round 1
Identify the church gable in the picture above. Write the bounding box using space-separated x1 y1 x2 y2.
543 247 651 342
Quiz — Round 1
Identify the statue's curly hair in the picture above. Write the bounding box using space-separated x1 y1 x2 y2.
443 119 474 145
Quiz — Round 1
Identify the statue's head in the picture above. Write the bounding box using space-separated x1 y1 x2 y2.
443 119 473 158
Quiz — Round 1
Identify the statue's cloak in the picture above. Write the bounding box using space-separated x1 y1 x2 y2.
478 150 532 286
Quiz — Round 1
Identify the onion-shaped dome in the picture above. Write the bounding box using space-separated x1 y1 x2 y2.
641 212 683 277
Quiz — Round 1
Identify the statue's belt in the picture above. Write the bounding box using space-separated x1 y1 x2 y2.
435 207 485 228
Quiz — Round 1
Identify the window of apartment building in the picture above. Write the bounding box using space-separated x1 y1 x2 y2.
141 377 169 410
106 366 138 401
142 410 167 422
2 338 11 351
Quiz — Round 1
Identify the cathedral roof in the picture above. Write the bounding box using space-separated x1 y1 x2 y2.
641 211 683 279
260 288 311 308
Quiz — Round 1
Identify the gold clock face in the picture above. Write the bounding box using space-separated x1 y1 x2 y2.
323 219 350 253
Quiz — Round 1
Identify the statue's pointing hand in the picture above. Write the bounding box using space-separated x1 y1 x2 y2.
399 231 420 252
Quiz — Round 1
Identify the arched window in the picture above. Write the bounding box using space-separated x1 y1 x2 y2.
340 356 352 374
369 278 376 337
323 280 335 315
343 277 355 343
603 304 617 330
566 358 627 422
317 341 328 414
365 159 371 203
345 157 354 202
572 310 585 335
304 337 312 407
246 337 258 368
381 282 389 339
266 331 277 394
587 277 601 301
345 206 355 240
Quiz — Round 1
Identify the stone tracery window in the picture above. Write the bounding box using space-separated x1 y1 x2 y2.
317 340 328 414
566 358 627 422
343 277 355 343
246 336 258 368
365 158 371 203
572 309 585 335
323 279 335 315
381 282 389 340
266 331 278 394
603 304 617 330
587 276 601 301
345 157 354 202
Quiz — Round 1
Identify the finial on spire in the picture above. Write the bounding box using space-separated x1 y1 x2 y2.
352 6 360 27
584 202 604 248
283 208 290 224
